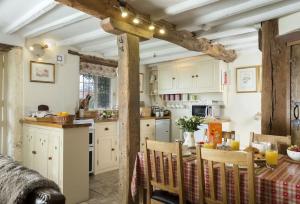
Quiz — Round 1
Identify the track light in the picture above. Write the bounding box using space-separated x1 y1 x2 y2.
120 6 128 18
159 28 166 34
149 24 155 31
133 17 140 24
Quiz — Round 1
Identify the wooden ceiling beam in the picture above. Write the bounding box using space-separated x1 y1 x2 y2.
0 43 15 52
68 50 118 67
55 0 237 62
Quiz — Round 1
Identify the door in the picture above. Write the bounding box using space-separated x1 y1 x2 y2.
177 65 194 91
291 44 300 145
34 129 49 177
155 119 171 142
98 137 115 169
158 66 178 94
22 126 33 168
195 60 219 92
47 132 60 184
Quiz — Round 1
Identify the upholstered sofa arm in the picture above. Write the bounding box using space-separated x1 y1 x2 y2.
25 187 65 204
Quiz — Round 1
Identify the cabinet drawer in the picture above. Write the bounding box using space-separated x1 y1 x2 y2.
95 122 117 137
140 119 155 134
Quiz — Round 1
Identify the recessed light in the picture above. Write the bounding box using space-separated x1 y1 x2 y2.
159 28 166 34
149 24 155 31
133 18 140 24
29 46 34 51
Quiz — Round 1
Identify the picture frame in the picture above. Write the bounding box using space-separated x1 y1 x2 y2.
139 73 144 93
30 61 55 83
236 66 260 93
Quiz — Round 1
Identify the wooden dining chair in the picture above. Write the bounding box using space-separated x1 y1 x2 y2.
196 146 255 204
144 139 185 204
250 132 291 154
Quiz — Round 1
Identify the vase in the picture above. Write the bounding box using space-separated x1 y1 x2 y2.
183 132 195 147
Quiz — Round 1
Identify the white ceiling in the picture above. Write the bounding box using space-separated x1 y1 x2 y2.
0 0 299 64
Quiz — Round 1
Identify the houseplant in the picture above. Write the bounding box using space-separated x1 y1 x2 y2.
176 116 204 147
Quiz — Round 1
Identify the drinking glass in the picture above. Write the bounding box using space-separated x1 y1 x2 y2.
265 143 278 169
230 135 240 151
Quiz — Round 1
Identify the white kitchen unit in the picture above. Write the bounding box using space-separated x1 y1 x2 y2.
158 56 226 94
22 123 89 204
94 121 119 174
140 118 156 151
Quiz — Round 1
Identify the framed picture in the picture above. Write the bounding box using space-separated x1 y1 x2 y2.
30 61 55 83
236 66 260 93
139 73 144 93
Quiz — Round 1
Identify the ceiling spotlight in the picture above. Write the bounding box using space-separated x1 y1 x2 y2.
149 24 155 31
29 46 34 51
159 28 166 34
133 17 140 24
120 7 128 18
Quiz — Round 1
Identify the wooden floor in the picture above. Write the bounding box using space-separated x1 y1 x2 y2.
80 170 119 204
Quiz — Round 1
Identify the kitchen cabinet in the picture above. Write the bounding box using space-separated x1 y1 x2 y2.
140 119 156 151
158 65 179 94
22 124 89 204
94 121 119 174
158 57 225 94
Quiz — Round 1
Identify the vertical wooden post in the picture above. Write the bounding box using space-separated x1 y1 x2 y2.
261 19 290 135
117 33 140 204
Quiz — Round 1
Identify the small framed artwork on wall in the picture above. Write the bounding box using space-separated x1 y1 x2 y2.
236 65 260 93
30 61 55 83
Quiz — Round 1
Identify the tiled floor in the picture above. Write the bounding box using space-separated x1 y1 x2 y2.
80 170 119 204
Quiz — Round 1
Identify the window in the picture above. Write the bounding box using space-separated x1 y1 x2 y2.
79 74 111 109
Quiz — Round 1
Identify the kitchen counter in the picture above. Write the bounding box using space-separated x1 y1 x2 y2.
140 116 171 120
21 119 91 128
82 116 171 123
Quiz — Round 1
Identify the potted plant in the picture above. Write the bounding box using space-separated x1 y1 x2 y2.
176 116 204 147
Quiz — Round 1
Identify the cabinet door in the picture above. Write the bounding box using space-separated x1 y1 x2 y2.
22 126 33 168
195 60 221 92
98 137 115 169
158 66 178 94
177 65 195 92
34 130 49 177
47 133 60 185
111 137 118 167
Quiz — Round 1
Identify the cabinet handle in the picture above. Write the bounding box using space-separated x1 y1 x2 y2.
97 139 99 144
172 77 175 80
111 148 115 151
146 124 150 127
192 75 194 78
48 157 52 160
196 75 198 77
105 127 109 131
32 151 37 155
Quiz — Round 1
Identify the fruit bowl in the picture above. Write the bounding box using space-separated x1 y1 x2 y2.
287 145 300 161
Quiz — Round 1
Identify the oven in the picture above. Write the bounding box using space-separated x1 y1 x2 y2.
192 105 209 117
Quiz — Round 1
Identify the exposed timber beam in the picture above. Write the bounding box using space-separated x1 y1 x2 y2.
154 0 219 20
4 0 57 34
217 0 300 30
55 0 237 62
68 50 118 67
24 12 89 38
57 29 111 46
193 0 283 27
0 43 15 52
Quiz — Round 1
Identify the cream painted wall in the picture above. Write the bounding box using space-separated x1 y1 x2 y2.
23 46 80 114
223 49 262 148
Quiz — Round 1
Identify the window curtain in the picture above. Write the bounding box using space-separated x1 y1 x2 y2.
80 62 117 78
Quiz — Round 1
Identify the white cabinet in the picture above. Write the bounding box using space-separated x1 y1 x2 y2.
158 65 179 94
95 121 119 174
22 124 89 204
158 57 225 94
140 119 155 151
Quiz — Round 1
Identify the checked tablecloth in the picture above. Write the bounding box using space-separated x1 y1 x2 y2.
131 152 300 204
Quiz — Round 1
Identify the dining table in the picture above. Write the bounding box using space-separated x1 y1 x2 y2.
131 151 300 204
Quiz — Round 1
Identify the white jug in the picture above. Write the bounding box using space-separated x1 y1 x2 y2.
183 132 195 148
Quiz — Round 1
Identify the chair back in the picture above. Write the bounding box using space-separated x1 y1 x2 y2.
144 139 185 204
250 132 291 154
196 146 255 204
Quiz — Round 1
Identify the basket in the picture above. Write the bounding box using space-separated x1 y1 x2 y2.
52 115 75 124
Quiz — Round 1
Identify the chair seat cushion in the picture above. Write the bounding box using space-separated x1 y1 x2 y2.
151 190 179 204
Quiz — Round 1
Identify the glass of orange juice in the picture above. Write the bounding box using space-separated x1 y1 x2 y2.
230 140 240 151
265 143 278 169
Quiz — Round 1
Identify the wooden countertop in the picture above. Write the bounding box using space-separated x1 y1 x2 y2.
21 119 91 129
140 116 171 120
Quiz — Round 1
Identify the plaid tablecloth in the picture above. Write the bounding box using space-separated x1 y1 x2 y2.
131 152 300 204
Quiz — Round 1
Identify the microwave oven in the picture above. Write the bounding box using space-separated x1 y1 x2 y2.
192 105 209 117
